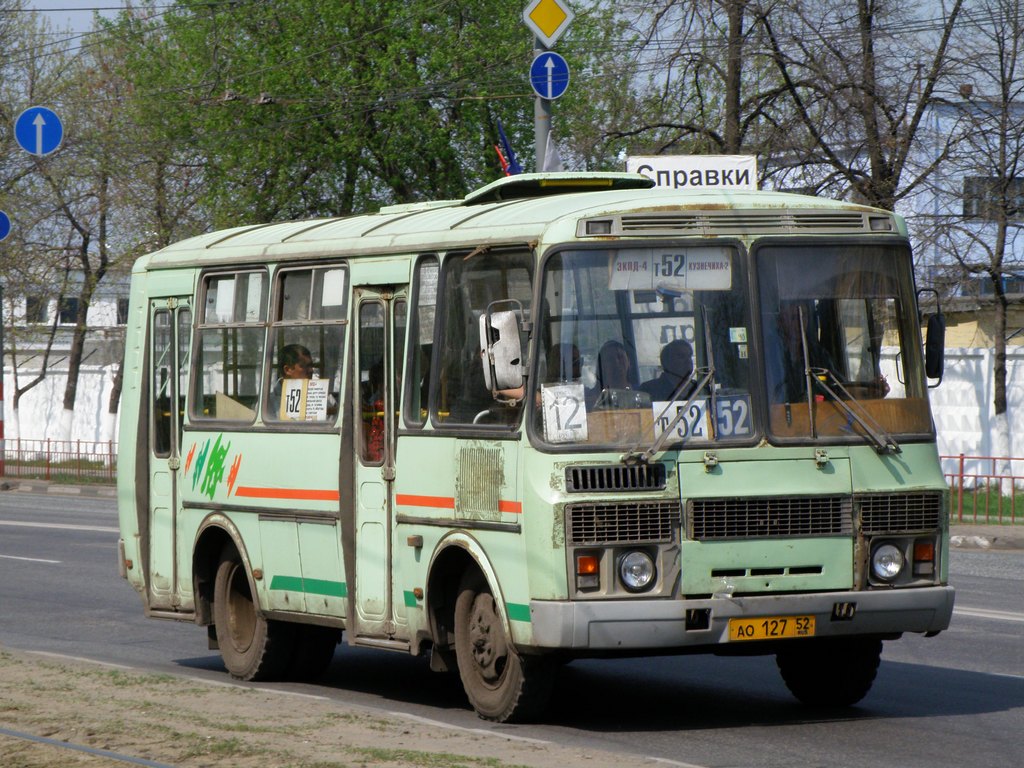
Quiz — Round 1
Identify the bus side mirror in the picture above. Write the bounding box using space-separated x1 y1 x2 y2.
925 312 945 384
479 303 525 395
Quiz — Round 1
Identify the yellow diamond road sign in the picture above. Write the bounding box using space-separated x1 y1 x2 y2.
523 0 574 48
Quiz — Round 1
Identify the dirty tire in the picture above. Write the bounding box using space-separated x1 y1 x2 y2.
776 637 882 707
454 571 554 722
288 625 341 681
213 544 294 681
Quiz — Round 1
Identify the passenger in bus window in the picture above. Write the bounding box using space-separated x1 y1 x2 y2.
595 340 632 389
640 339 695 401
770 303 838 403
268 343 313 418
362 358 386 461
546 342 582 383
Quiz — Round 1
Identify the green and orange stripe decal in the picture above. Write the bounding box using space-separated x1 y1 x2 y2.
395 494 522 514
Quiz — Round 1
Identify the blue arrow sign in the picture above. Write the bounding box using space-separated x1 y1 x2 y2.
0 210 10 242
530 51 570 101
14 106 64 156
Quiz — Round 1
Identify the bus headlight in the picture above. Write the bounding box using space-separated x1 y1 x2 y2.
619 551 656 592
871 543 905 581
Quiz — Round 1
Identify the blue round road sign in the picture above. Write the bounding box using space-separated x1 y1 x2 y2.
0 210 10 242
530 51 570 101
14 106 64 156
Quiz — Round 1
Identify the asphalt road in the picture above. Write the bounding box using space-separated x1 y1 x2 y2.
1 489 1022 768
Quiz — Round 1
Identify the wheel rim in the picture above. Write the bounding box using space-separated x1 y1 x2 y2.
467 592 508 688
226 562 256 654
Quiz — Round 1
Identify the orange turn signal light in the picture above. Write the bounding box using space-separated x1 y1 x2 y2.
576 555 599 575
914 540 935 562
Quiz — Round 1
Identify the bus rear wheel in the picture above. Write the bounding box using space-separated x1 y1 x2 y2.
213 545 294 681
776 637 882 707
453 571 554 722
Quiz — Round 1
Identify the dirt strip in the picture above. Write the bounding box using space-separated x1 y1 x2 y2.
0 647 663 768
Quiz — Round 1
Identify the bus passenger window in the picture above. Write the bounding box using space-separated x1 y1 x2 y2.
404 257 437 427
434 248 532 426
192 271 267 422
265 266 346 424
152 309 173 456
359 303 385 463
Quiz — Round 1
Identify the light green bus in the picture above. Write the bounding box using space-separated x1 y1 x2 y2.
117 172 953 722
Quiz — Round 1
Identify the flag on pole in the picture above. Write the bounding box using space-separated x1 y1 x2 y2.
494 145 509 175
543 132 564 172
496 119 523 175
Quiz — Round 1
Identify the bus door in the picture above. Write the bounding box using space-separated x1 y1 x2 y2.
352 287 408 638
146 297 192 610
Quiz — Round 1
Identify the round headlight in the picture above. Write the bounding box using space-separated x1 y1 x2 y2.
619 551 656 592
871 543 905 581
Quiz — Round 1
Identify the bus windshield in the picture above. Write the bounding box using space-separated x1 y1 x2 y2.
757 243 932 442
532 245 753 449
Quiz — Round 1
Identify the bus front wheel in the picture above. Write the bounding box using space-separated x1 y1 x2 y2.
213 545 293 681
776 637 882 707
453 571 554 722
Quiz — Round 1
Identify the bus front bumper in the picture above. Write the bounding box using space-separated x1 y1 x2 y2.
528 586 955 650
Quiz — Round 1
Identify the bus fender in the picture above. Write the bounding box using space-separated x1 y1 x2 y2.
424 531 515 657
191 512 257 627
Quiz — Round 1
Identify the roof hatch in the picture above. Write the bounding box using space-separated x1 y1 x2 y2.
463 172 655 205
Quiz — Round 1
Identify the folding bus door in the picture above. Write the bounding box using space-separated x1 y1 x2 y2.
351 286 407 639
146 297 191 610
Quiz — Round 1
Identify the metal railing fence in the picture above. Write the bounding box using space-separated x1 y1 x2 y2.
0 438 117 484
942 454 1023 525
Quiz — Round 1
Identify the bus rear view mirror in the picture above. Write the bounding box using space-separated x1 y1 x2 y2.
480 303 525 394
917 287 945 387
925 312 945 383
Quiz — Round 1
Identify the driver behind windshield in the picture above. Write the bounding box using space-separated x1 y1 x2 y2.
641 339 696 401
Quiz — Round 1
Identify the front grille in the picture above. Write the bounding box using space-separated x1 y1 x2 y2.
566 464 667 493
567 500 681 545
688 496 853 540
859 493 943 534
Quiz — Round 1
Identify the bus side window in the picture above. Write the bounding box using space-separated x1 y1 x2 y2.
404 256 437 427
192 271 267 422
265 266 347 424
152 309 173 456
433 247 532 425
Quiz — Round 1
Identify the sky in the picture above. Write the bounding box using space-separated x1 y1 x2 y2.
27 1 125 35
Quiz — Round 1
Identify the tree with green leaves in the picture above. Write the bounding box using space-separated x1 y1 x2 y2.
109 0 543 225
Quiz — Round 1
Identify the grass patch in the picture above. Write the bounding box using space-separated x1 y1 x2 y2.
949 483 1024 524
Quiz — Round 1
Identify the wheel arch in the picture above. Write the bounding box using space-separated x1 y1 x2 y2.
425 532 510 660
192 514 255 627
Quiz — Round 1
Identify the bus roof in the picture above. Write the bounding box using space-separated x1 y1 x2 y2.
138 172 902 271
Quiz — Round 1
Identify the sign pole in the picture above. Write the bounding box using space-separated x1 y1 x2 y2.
533 36 551 171
1 283 5 478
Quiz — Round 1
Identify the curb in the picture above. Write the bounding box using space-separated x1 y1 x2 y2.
0 480 116 498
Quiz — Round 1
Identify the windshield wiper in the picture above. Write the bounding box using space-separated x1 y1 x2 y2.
622 309 718 465
808 368 901 454
795 306 900 455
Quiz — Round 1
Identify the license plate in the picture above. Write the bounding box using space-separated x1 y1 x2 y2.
728 615 815 641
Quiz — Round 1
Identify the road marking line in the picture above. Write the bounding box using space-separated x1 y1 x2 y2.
954 606 1024 623
0 554 61 564
28 651 134 670
0 520 119 533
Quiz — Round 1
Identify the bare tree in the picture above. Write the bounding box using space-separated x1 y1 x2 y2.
596 0 797 169
758 0 965 208
923 0 1024 466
